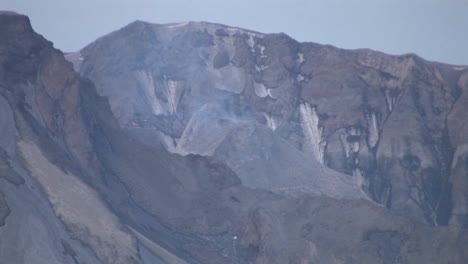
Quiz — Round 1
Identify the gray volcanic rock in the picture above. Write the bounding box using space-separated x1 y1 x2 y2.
72 21 368 201
174 101 366 199
70 19 468 227
2 11 468 264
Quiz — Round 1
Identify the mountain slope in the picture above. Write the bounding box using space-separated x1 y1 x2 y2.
69 19 468 227
1 12 468 264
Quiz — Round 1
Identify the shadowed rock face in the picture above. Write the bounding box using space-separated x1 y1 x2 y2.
1 12 468 264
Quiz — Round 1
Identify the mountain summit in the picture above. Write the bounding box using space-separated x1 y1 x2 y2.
1 13 468 263
71 19 468 226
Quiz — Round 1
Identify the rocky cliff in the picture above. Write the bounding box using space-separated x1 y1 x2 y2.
69 20 468 227
1 12 468 264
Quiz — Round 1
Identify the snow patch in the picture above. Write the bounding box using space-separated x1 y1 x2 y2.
262 112 280 131
254 82 268 98
339 127 360 158
135 71 166 115
368 112 379 148
166 79 184 114
226 27 240 33
299 102 326 164
298 53 305 64
384 89 398 112
166 22 190 28
167 80 178 113
296 74 305 82
259 44 267 58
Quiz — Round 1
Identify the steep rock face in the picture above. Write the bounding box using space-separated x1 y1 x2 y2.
0 12 106 264
71 21 367 201
2 12 468 264
0 12 153 264
70 20 468 226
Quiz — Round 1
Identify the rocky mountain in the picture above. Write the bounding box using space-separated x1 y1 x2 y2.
69 20 468 227
1 11 468 264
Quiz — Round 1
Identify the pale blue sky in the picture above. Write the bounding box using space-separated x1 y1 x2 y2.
2 0 467 65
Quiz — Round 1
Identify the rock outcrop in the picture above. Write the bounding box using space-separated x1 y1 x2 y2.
70 20 468 227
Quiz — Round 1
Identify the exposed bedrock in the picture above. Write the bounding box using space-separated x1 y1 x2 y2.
70 19 468 226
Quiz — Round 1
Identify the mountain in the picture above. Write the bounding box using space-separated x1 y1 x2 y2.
69 20 468 227
1 11 468 263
